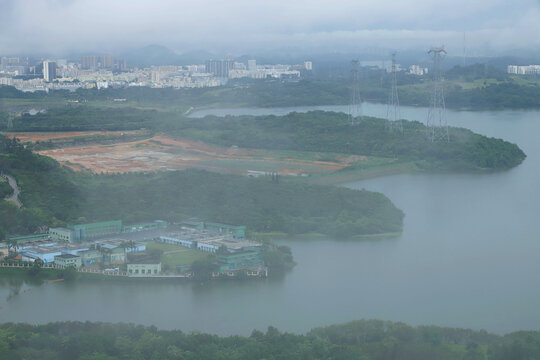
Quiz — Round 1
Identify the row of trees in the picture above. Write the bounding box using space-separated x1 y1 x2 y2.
0 319 538 359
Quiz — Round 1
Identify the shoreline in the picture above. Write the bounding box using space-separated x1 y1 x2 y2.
186 99 540 117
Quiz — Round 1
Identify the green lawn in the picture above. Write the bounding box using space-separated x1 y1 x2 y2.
145 241 211 268
162 250 210 268
146 241 183 252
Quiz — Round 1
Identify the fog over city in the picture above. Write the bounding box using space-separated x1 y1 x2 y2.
1 0 540 56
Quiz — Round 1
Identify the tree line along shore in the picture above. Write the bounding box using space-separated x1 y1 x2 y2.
0 319 537 359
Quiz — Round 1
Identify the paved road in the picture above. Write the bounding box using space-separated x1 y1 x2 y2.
2 174 22 208
163 249 190 255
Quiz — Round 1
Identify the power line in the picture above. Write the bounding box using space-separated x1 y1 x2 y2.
426 46 449 142
387 52 402 133
348 59 362 126
7 113 13 129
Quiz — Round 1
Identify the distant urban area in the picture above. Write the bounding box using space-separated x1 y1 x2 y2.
0 55 314 92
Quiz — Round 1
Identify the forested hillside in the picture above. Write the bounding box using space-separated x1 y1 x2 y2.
0 319 537 359
3 107 526 172
0 135 403 239
177 111 526 171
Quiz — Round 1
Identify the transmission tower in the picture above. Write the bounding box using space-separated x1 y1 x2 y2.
387 53 402 133
348 59 362 125
6 113 13 129
462 32 467 67
426 47 449 142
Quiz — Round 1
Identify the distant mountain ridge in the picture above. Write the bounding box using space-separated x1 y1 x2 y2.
119 45 216 67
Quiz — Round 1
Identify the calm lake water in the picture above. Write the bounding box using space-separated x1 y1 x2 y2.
1 103 540 335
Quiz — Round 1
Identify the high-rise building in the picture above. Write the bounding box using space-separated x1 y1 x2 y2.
205 59 234 77
304 61 313 71
101 55 114 69
81 55 98 69
43 60 57 82
118 59 128 71
248 59 257 71
1 57 19 67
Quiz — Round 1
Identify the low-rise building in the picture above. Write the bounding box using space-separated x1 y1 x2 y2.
71 220 122 242
122 220 167 233
22 246 62 265
7 233 50 245
180 219 246 240
127 260 161 277
49 227 74 242
0 244 8 259
79 249 102 266
181 218 205 230
54 254 82 268
101 245 126 263
61 244 89 255
197 242 219 253
125 242 146 253
159 235 195 248
205 222 245 240
217 249 263 272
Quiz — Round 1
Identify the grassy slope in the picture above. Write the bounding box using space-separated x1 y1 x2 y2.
145 242 210 267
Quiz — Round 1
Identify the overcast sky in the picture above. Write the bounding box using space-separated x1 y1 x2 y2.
1 0 539 57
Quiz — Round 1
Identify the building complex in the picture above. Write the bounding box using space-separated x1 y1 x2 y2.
3 218 266 278
507 65 540 75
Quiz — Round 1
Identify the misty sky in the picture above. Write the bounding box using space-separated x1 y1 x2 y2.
1 0 540 57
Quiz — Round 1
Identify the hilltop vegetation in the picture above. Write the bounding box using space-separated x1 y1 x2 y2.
177 111 525 171
0 319 538 359
8 106 171 132
0 135 403 239
2 106 526 172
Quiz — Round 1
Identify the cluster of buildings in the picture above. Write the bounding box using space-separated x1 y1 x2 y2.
212 59 312 80
159 219 264 274
2 218 267 278
5 220 166 271
507 65 540 75
0 54 313 93
408 64 429 76
19 238 147 268
359 60 428 76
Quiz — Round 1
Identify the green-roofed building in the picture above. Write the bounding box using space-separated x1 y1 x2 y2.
122 220 168 233
217 250 262 272
181 218 205 230
205 222 246 240
7 233 50 244
71 220 122 242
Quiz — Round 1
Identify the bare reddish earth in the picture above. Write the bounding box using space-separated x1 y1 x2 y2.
32 134 357 175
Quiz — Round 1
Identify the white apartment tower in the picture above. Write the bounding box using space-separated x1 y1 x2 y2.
248 59 257 71
43 60 57 82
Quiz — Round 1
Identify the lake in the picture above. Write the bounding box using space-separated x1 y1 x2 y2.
1 103 539 335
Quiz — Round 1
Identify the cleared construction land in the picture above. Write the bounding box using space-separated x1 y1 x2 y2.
10 133 397 176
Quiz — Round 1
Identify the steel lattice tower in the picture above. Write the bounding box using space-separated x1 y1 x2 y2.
387 53 402 133
348 59 362 125
7 113 13 129
426 47 449 142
